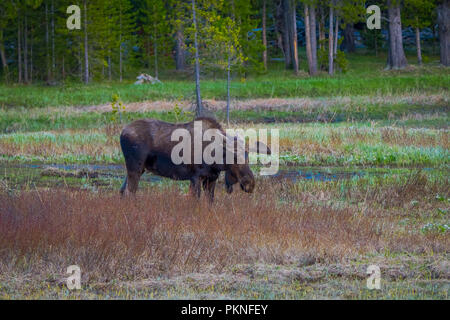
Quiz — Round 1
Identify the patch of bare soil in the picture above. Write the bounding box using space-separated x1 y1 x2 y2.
41 166 99 178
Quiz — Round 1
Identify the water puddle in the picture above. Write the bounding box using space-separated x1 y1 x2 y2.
272 169 362 181
0 163 403 185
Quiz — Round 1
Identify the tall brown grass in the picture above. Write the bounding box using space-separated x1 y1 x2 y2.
0 175 447 284
1 125 448 161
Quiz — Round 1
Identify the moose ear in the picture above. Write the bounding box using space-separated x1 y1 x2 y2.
248 141 271 155
218 133 246 155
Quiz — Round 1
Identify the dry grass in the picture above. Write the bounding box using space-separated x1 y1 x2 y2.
0 129 120 159
1 92 447 116
0 172 447 289
380 127 449 148
78 93 449 113
0 123 448 166
0 188 371 281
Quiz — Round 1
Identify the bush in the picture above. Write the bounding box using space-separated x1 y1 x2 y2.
317 38 348 73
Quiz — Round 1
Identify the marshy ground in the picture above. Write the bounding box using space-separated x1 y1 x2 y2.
0 58 448 299
0 168 448 299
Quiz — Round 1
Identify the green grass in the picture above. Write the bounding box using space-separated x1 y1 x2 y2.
1 102 448 134
1 73 448 108
1 122 448 167
0 54 449 108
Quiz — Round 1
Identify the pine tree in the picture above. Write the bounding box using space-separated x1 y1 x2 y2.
386 0 408 69
403 0 436 65
140 0 169 79
0 1 16 82
437 0 450 66
339 0 366 53
303 0 319 75
202 2 244 122
111 0 136 82
230 0 264 75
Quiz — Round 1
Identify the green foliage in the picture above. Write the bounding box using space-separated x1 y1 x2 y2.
402 0 436 29
360 29 383 53
318 39 348 73
231 0 264 74
167 103 194 123
435 194 449 202
1 57 449 109
338 0 366 25
185 0 262 77
335 39 349 73
421 222 449 234
335 50 348 73
138 0 170 74
110 93 127 123
0 0 445 84
318 39 328 71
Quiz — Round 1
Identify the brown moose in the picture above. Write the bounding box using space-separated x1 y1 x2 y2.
119 117 269 202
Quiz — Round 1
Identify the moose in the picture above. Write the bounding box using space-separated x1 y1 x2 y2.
119 117 270 202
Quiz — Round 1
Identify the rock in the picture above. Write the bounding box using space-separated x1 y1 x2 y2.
134 73 161 85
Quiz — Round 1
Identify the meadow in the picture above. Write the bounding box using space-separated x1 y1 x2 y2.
0 54 449 108
0 54 448 299
0 170 448 299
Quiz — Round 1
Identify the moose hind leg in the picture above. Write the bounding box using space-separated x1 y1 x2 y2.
190 178 202 199
202 178 217 203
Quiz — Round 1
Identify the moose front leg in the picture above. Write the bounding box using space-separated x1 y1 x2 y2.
202 178 217 203
189 177 202 199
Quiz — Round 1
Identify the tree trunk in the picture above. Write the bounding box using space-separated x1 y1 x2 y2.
437 0 450 66
328 3 334 75
226 55 231 125
146 37 150 70
262 0 267 70
375 29 378 56
83 0 89 83
344 23 355 52
274 14 283 54
415 27 422 65
304 5 313 75
154 24 158 79
79 37 82 81
309 5 318 74
175 29 186 70
119 3 123 82
45 2 50 81
319 6 325 49
51 0 55 75
387 0 408 69
24 14 28 84
290 0 298 74
0 29 9 82
334 16 339 55
30 26 33 83
192 0 202 115
18 15 22 83
277 0 291 68
154 41 158 79
108 54 112 80
432 24 438 55
283 0 291 69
